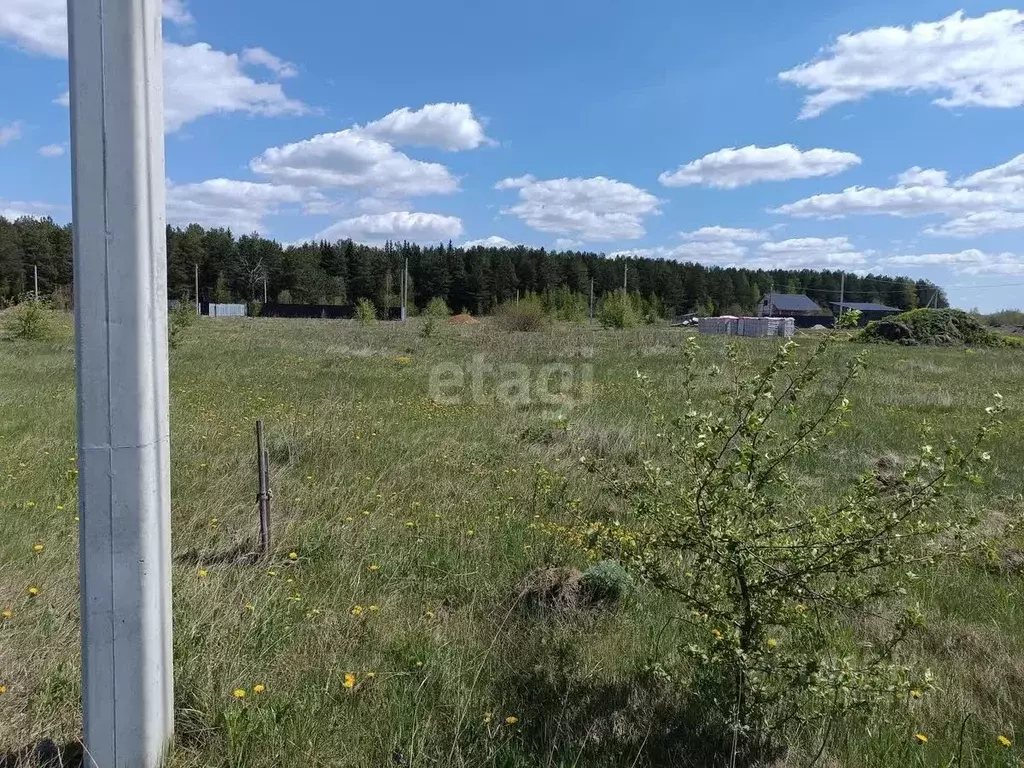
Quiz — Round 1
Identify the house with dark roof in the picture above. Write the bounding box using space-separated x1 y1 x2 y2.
829 301 900 326
758 293 823 317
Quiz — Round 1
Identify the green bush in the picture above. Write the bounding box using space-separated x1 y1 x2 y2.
542 286 589 322
424 297 452 319
580 560 631 603
858 308 1010 346
355 298 378 325
6 300 55 341
567 332 1002 761
168 301 197 350
597 293 640 329
495 294 549 332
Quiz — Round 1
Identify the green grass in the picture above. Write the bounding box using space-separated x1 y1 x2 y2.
1 316 1023 766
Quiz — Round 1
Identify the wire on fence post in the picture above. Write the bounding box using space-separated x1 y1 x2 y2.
256 420 271 553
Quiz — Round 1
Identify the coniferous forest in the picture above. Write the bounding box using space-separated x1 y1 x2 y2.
0 216 947 316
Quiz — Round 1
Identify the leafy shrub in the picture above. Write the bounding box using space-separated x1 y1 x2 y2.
420 316 436 338
424 297 452 319
168 301 197 350
355 298 378 325
495 295 549 332
6 300 55 341
598 293 640 329
858 308 1010 346
542 286 589 322
834 308 862 329
567 333 1003 761
580 560 631 603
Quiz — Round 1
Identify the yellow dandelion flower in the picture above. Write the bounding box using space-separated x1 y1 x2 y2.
244 602 255 611
343 673 356 689
483 712 493 725
351 605 364 616
33 543 44 553
368 605 380 613
1 609 13 620
405 521 416 528
27 586 40 597
711 629 723 639
232 688 246 699
267 569 278 576
253 684 266 694
361 510 370 516
0 684 6 695
767 638 778 649
415 661 423 668
466 530 475 537
197 569 208 578
910 690 922 699
998 735 1012 747
345 516 354 522
505 716 519 725
56 505 64 510
366 671 376 679
368 564 380 572
914 733 928 744
288 552 298 561
25 501 36 508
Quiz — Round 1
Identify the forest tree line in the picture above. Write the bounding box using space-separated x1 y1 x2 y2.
0 216 948 317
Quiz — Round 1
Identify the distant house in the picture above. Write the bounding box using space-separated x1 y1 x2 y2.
829 301 900 325
758 293 822 317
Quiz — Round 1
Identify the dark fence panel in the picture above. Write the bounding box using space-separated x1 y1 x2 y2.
791 315 835 329
257 304 402 320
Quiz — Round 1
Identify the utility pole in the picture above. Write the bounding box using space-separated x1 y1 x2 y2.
263 272 268 304
34 264 39 301
623 260 628 294
194 263 200 315
68 1 174 766
838 272 846 324
589 277 595 323
402 257 409 321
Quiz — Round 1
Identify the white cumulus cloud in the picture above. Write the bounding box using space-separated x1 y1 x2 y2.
495 174 661 242
166 179 309 234
251 129 458 197
0 200 61 220
241 47 298 79
0 121 22 147
659 144 860 189
884 249 1024 276
463 236 517 249
779 10 1024 119
312 212 464 244
924 211 1024 238
359 103 491 151
38 143 65 157
680 226 769 242
897 167 948 188
758 237 870 268
956 152 1024 191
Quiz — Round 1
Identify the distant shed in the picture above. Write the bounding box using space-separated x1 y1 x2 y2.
830 301 900 326
759 293 822 317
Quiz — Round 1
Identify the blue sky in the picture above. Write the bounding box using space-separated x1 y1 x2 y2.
3 1 1024 310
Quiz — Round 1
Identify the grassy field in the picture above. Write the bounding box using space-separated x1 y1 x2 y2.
1 314 1023 767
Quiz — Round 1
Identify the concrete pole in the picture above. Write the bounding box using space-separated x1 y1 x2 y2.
589 277 594 323
34 264 39 301
623 260 628 294
195 263 200 315
67 1 174 766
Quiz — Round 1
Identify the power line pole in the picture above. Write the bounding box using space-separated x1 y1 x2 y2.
263 272 268 304
68 1 174 766
623 260 628 294
402 257 409 321
195 263 200 315
589 277 595 323
838 272 846 324
34 264 39 301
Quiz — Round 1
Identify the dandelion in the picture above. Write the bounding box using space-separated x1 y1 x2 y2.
767 638 778 649
33 543 44 553
56 505 64 510
366 671 376 679
368 564 380 572
253 684 266 695
999 735 1012 747
405 521 416 528
0 684 6 695
466 530 475 537
343 673 356 689
345 516 354 522
232 688 246 699
368 605 379 613
914 733 928 744
288 552 298 561
361 510 370 516
197 569 208 578
267 569 278 577
711 628 723 640
1 609 13 620
483 712 493 725
505 716 519 725
351 605 364 616
415 661 423 668
244 602 255 612
27 586 40 597
910 690 922 699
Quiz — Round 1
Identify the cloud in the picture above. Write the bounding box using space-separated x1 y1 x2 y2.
38 143 65 157
757 236 870 268
0 0 192 58
360 103 492 151
553 238 583 250
251 129 458 197
495 174 661 242
0 121 22 147
680 226 768 242
884 249 1024 276
779 10 1024 119
166 179 309 233
773 151 1024 227
241 47 298 79
54 91 69 107
897 167 948 188
312 211 464 244
0 200 60 220
924 211 1024 238
463 236 517 248
164 43 308 132
659 144 860 189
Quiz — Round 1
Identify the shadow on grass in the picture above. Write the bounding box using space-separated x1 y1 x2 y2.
174 541 264 567
0 740 82 768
